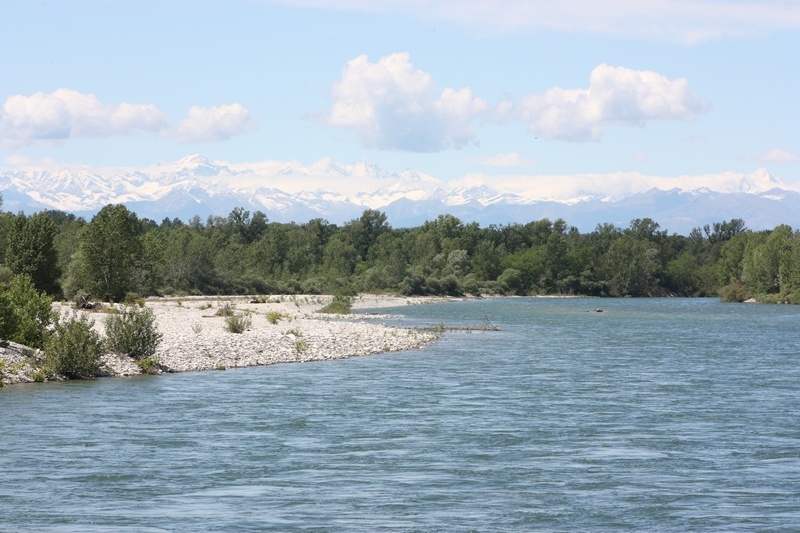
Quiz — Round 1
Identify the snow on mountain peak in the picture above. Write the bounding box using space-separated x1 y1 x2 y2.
2 156 800 233
740 168 786 193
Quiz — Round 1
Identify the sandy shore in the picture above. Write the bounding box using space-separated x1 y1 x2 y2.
0 294 449 386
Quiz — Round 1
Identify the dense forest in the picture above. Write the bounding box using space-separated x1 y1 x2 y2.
1 192 799 304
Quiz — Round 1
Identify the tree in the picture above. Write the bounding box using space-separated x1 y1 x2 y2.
0 275 55 349
79 204 144 301
603 235 660 296
5 212 62 295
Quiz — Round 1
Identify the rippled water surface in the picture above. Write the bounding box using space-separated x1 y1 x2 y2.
2 298 800 531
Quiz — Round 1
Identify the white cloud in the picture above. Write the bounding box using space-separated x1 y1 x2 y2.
327 52 488 152
516 64 709 141
267 0 800 44
0 90 256 147
469 152 535 167
175 104 256 143
0 89 169 147
761 148 800 164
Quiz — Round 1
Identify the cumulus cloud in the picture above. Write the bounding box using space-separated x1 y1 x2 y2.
327 52 488 152
516 64 709 141
0 89 256 147
175 104 256 143
0 89 169 146
267 0 800 44
469 152 535 167
761 148 800 164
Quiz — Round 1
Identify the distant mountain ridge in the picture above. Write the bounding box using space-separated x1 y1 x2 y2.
1 155 798 234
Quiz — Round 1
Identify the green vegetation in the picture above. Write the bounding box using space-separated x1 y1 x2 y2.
0 275 55 349
5 212 61 295
225 313 252 333
135 356 160 375
318 294 353 314
104 305 163 360
44 312 104 379
265 311 286 324
0 202 799 306
294 339 309 354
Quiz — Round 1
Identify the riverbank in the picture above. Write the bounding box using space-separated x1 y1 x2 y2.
0 294 449 386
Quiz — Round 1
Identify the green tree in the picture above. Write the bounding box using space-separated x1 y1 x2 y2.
5 212 62 295
79 204 144 301
602 235 659 296
742 225 792 295
0 275 55 349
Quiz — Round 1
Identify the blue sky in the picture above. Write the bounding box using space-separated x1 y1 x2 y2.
1 0 799 187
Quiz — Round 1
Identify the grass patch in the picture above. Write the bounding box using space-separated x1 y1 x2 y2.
294 339 308 354
266 311 285 324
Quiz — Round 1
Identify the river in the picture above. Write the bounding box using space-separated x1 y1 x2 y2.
2 297 799 531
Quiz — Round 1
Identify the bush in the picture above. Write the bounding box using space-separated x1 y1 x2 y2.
719 282 751 303
136 356 160 375
225 313 252 333
318 294 352 314
45 312 104 379
214 301 236 317
105 305 163 360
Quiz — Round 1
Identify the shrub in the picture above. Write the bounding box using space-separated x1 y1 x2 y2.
294 339 308 354
265 311 285 324
44 312 104 379
215 301 236 317
105 305 163 360
719 282 751 303
225 313 252 333
318 294 352 314
135 356 160 375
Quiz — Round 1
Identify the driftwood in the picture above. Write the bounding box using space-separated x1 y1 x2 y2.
419 316 500 333
75 295 103 311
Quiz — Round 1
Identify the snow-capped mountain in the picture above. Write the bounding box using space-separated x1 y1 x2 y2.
1 155 798 234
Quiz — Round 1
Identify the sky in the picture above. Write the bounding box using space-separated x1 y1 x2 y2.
1 0 799 190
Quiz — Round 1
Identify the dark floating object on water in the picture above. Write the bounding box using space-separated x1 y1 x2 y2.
595 308 604 313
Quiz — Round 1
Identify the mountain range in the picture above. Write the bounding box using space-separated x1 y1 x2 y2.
1 154 798 235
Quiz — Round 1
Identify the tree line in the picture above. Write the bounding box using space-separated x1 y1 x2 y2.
1 193 800 304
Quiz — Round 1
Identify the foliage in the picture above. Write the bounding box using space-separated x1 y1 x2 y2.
225 313 252 333
78 204 144 302
317 294 353 314
0 275 55 349
294 339 308 354
215 301 236 317
5 213 62 295
266 311 285 324
135 356 160 375
44 312 104 379
104 305 163 360
5 201 800 306
719 282 751 303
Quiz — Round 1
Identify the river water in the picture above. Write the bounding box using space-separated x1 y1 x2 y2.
2 297 799 531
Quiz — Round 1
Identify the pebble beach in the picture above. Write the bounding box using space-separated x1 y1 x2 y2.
0 294 446 386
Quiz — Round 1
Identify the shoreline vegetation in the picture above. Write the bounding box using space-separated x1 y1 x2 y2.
1 294 452 387
3 196 800 386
